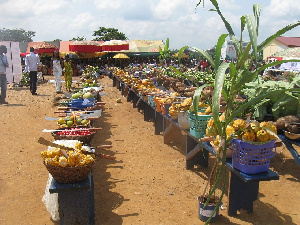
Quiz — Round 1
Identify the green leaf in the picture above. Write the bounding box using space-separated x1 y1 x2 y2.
191 47 215 68
240 16 246 34
178 46 189 64
228 88 300 122
236 42 251 70
253 4 262 35
215 34 228 71
257 21 300 53
212 61 229 133
164 38 169 52
231 35 240 58
245 14 258 62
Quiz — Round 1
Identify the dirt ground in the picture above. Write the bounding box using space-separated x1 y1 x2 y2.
0 74 300 225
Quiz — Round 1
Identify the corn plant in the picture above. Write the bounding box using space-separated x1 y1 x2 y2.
177 1 300 223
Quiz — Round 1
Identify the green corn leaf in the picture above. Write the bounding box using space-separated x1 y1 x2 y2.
245 14 258 63
257 21 300 53
231 35 240 58
191 47 215 68
212 61 229 133
253 4 262 35
196 0 234 36
228 88 300 122
240 15 246 34
215 34 228 71
164 38 169 52
178 46 189 64
236 42 251 70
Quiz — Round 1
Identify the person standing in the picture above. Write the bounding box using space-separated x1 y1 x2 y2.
0 45 9 104
51 51 63 93
63 54 73 92
25 47 41 95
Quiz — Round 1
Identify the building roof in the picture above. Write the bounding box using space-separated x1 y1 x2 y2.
276 36 300 47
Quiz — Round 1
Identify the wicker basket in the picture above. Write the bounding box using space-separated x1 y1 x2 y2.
51 127 95 145
44 162 94 183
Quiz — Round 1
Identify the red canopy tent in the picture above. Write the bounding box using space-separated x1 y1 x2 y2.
69 44 102 52
34 42 59 55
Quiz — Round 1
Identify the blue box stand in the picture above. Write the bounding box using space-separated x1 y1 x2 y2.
49 172 95 225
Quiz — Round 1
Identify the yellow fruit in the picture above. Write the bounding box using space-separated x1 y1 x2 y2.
213 135 220 146
41 150 48 159
198 102 209 107
68 152 77 166
206 126 215 137
207 118 215 128
260 121 277 134
57 118 66 125
226 125 235 137
242 129 256 142
59 156 68 167
250 122 261 133
204 106 212 115
256 129 270 142
219 113 225 122
232 119 246 131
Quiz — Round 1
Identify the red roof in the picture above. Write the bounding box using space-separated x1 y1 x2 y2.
276 36 300 47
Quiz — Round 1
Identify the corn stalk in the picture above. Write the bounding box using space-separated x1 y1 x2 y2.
175 1 300 224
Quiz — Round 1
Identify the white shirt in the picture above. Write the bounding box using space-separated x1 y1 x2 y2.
25 52 41 72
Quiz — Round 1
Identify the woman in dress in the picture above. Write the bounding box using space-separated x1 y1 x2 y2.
50 51 63 93
63 54 73 92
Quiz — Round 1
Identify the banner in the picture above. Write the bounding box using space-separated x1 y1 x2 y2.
0 41 22 83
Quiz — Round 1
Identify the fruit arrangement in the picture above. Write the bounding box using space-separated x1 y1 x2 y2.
57 115 90 128
41 141 95 167
80 65 99 87
71 90 96 100
206 117 278 145
55 128 94 136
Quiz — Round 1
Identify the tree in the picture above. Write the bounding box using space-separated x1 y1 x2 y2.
53 39 62 42
69 36 86 41
0 28 35 42
92 27 128 41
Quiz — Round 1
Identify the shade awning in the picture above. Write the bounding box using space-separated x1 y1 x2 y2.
69 45 102 53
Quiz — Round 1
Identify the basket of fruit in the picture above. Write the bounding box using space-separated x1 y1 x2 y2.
51 127 96 145
41 140 95 183
57 115 90 128
228 120 278 174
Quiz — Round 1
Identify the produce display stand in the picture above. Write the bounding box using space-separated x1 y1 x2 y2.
112 74 280 217
42 86 111 224
49 172 95 225
278 134 300 165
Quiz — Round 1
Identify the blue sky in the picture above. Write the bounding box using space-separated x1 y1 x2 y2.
0 0 299 50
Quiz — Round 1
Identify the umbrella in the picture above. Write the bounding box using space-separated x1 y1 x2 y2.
113 53 130 59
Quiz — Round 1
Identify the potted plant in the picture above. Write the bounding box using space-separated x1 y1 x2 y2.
173 1 300 223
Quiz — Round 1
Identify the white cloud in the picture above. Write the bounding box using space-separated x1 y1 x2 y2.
0 0 299 50
93 0 122 10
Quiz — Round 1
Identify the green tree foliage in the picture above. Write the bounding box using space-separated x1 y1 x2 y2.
53 39 62 42
0 28 35 42
92 27 128 41
69 36 86 41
